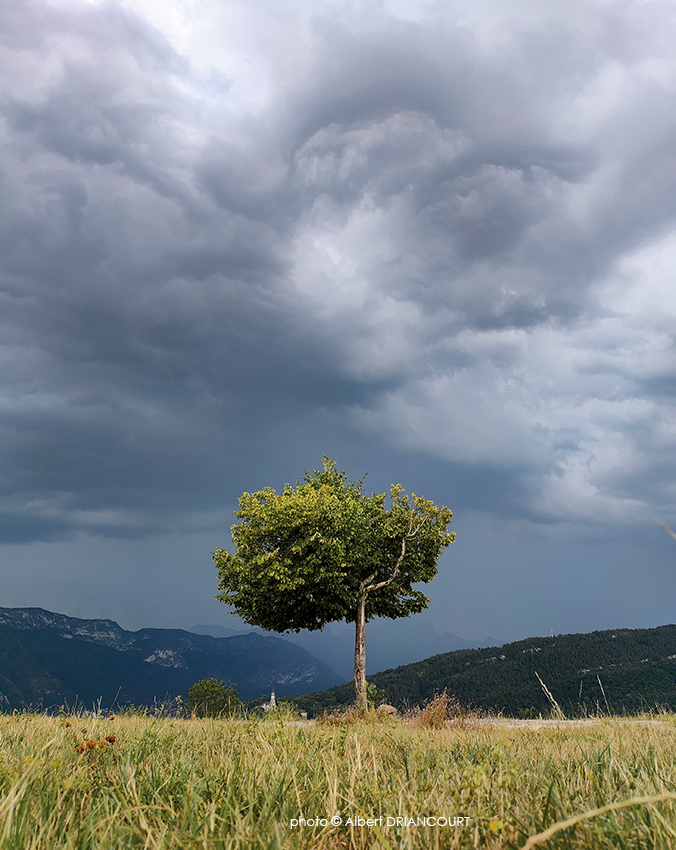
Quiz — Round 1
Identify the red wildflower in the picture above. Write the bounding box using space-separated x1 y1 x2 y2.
75 744 85 754
106 735 116 744
86 739 95 750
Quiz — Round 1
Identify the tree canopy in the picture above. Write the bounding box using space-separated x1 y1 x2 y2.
213 457 454 708
187 678 240 718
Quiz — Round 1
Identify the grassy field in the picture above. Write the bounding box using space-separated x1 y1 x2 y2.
1 708 676 848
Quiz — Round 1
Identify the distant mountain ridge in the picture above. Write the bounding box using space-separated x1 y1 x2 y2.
191 620 499 679
0 607 342 709
0 608 135 649
287 623 676 717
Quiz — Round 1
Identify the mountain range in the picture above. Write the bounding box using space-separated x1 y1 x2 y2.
0 607 341 710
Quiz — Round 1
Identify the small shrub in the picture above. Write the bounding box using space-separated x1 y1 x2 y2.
366 681 386 709
186 679 240 718
411 690 468 729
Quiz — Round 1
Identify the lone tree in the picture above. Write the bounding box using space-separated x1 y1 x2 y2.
213 457 455 710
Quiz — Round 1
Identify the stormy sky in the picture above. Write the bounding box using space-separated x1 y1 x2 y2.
2 0 676 662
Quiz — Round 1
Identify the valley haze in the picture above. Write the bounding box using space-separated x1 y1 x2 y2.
191 620 500 680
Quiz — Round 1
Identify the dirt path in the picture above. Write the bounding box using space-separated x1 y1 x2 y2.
461 717 670 730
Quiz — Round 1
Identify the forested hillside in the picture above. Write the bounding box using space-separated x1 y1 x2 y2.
287 624 676 717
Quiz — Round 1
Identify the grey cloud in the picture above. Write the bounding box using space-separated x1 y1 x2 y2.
280 13 676 333
2 0 676 548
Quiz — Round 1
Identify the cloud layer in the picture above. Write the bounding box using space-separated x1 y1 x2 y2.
2 0 676 554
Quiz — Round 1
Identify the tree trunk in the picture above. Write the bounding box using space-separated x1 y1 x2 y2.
353 594 367 711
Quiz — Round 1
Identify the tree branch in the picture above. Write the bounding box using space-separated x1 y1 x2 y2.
362 513 424 592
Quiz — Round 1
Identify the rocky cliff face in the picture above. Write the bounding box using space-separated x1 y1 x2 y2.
0 608 133 648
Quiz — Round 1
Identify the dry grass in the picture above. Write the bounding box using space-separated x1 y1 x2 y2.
1 710 676 847
317 706 396 726
408 690 474 729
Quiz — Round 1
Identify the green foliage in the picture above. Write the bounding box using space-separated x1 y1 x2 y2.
289 624 676 718
366 681 385 710
187 678 240 718
213 457 455 633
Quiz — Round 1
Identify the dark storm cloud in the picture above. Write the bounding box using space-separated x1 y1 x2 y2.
288 25 676 329
1 0 676 545
0 10 412 540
